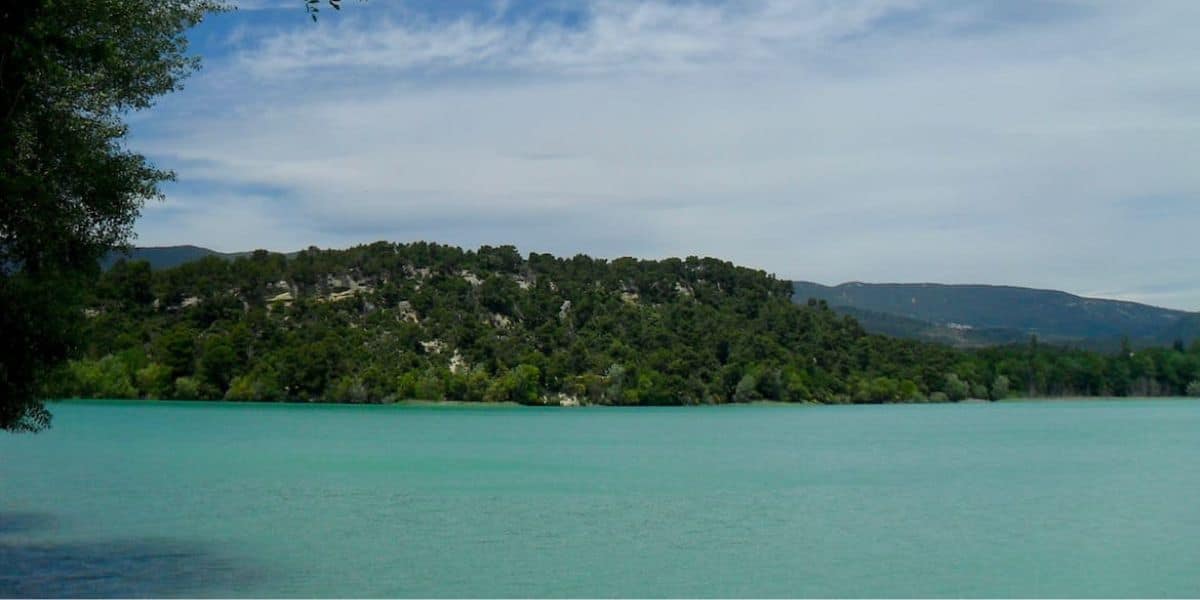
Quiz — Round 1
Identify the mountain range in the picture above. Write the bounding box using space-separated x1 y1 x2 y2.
793 281 1200 350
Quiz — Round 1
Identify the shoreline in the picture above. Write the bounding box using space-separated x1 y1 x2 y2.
48 396 1197 409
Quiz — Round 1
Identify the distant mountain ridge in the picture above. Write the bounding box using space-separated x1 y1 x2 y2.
101 245 228 270
792 281 1199 349
100 245 296 271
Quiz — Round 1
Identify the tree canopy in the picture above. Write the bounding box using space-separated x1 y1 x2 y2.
0 0 221 431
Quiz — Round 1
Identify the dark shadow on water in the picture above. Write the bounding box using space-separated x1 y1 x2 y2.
0 512 264 598
0 512 56 536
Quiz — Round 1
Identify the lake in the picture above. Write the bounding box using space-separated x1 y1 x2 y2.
2 399 1198 598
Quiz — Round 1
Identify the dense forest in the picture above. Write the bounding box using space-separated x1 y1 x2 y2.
43 242 1200 405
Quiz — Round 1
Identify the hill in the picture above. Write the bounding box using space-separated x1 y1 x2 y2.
46 242 1200 404
792 281 1197 349
108 248 1198 351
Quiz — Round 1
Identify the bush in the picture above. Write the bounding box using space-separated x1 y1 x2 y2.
734 373 760 403
135 363 174 399
511 364 541 405
327 375 370 403
70 356 137 399
173 376 201 400
783 370 812 403
929 391 950 403
413 372 445 401
484 364 541 404
943 373 970 402
226 370 284 402
853 377 898 403
395 371 419 400
990 375 1011 400
1187 380 1200 398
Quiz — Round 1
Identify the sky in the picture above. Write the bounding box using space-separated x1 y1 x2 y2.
129 0 1200 310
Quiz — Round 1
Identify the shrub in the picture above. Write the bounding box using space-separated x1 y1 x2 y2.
173 376 201 400
734 373 760 403
943 373 970 401
136 363 174 399
70 356 137 399
328 376 370 403
990 375 1011 400
226 370 284 402
413 372 445 401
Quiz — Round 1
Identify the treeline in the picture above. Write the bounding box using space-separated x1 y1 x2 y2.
42 241 1200 405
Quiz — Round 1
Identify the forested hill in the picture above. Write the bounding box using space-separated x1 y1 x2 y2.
792 281 1199 349
48 242 1200 404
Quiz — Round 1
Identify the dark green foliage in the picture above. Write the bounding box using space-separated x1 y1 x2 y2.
1 0 222 430
44 241 1200 406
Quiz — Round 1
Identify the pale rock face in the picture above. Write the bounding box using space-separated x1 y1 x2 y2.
449 351 468 374
558 300 572 321
325 272 372 293
512 274 534 290
83 308 100 318
420 339 446 354
542 393 581 407
489 312 513 329
675 282 694 297
404 266 432 280
397 300 419 323
180 296 201 308
620 291 640 304
460 270 483 286
268 291 294 303
326 289 357 303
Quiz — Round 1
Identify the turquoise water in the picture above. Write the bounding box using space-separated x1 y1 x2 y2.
2 399 1198 598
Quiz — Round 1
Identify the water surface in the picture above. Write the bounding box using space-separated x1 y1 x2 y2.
2 399 1198 597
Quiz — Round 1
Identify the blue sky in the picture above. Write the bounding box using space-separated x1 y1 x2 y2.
129 0 1200 310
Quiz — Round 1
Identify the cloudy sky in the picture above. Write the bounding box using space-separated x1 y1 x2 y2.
130 0 1200 310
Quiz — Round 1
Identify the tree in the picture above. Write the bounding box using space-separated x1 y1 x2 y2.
733 373 760 403
154 325 198 379
990 375 1010 400
0 0 221 430
942 373 970 402
198 336 238 392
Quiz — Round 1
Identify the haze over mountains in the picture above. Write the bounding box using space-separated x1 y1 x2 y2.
104 245 1199 351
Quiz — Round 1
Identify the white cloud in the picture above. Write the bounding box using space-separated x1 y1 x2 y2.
135 0 1200 310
